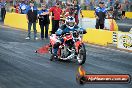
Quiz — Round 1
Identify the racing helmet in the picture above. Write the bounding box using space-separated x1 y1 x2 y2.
65 16 75 29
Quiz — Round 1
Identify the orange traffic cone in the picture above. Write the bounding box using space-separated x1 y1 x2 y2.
110 19 114 31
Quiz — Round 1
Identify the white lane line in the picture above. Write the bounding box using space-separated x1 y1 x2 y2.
86 44 132 55
0 24 12 29
0 24 25 31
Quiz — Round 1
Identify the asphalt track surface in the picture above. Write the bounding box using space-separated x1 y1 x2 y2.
0 25 132 88
116 19 132 32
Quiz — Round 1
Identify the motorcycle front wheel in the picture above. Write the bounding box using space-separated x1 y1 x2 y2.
77 43 86 65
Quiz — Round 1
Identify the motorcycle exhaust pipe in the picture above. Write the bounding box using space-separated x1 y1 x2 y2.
60 53 75 60
67 48 75 53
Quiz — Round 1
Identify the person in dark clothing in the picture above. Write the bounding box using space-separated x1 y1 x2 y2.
1 5 6 22
95 2 107 29
38 4 50 40
49 2 62 34
113 0 121 20
73 0 83 25
25 1 38 40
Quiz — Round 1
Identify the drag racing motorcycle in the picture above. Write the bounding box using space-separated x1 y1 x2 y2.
49 29 86 65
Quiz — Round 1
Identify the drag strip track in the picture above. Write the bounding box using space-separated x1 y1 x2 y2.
0 26 132 88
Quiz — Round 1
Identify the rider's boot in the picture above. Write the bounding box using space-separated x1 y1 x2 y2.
51 42 60 60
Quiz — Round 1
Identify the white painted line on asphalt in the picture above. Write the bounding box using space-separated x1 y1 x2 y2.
0 24 25 31
0 24 12 29
87 44 132 55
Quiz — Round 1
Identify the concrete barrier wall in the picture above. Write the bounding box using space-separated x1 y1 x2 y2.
4 12 52 33
82 10 95 18
82 10 132 19
83 29 113 46
125 12 132 19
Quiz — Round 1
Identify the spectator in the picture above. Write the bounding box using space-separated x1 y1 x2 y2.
113 0 121 20
66 0 72 5
14 3 19 13
73 0 83 25
95 2 107 29
25 1 38 40
90 1 94 10
49 2 62 34
0 1 1 8
85 0 90 8
94 0 99 9
38 4 50 40
64 4 75 17
32 0 37 7
47 0 52 8
52 0 57 6
1 5 6 22
110 0 114 6
129 28 132 33
64 4 70 17
125 0 129 11
19 0 27 14
107 6 114 19
106 0 111 8
130 2 132 12
121 2 126 19
61 2 66 10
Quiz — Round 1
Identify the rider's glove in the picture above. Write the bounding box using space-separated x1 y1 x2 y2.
83 30 87 34
79 28 87 34
56 28 63 36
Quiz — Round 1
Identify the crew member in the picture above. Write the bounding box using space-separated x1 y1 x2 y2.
49 2 62 34
38 4 50 40
95 2 107 29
